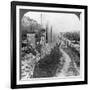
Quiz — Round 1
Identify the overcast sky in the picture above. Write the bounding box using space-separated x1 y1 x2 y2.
24 11 81 33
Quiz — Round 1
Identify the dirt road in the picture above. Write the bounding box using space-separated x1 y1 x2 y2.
56 48 80 77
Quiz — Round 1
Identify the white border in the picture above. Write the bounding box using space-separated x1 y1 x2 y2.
16 5 85 85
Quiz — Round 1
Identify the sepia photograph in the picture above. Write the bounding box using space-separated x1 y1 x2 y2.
11 1 87 89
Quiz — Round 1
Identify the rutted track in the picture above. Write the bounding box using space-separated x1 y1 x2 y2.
56 47 80 77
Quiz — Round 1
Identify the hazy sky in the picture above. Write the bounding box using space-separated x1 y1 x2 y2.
24 11 80 33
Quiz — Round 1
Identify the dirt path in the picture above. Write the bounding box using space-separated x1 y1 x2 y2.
56 48 80 77
56 48 71 77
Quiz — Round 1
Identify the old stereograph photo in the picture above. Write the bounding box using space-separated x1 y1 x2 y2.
19 9 81 80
